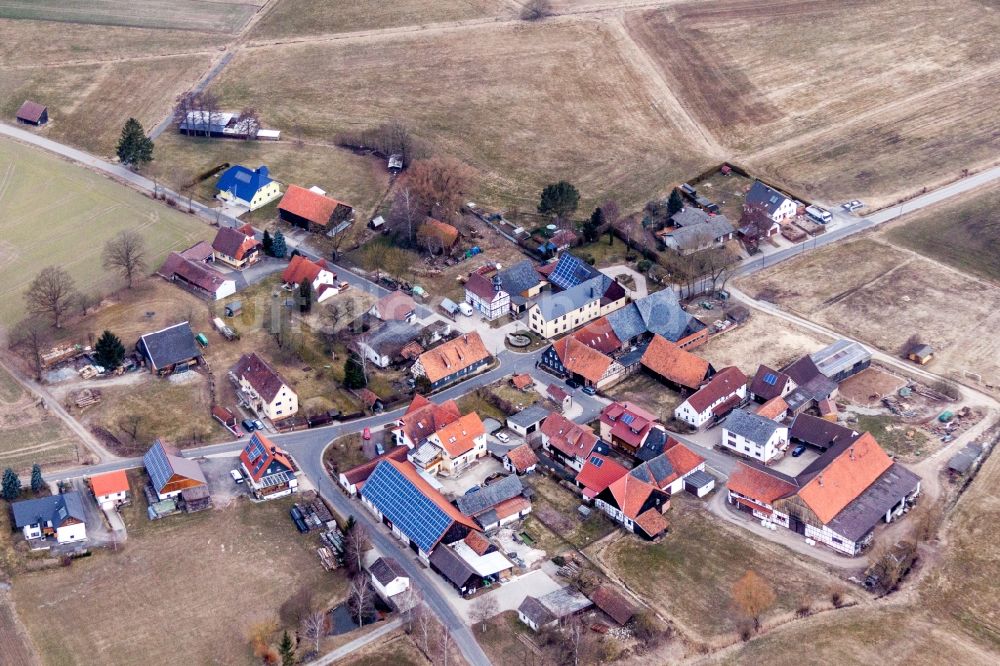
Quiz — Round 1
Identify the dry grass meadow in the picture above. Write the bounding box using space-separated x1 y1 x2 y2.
11 490 347 665
0 0 262 33
740 238 1000 391
0 365 83 474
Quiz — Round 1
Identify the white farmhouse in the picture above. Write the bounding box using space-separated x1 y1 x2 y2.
12 492 87 544
721 408 788 463
674 366 747 428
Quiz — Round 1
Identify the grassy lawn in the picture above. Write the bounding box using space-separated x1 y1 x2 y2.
13 491 347 666
323 433 371 476
597 498 848 641
0 0 260 32
605 374 681 424
456 392 506 424
574 237 634 269
0 138 214 325
340 632 429 666
853 415 929 459
528 475 616 550
477 611 541 666
884 183 1000 284
0 365 23 402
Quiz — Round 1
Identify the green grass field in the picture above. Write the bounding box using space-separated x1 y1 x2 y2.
0 0 260 33
0 137 214 325
884 184 1000 284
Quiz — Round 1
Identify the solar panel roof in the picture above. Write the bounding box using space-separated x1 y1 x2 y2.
549 254 599 291
764 373 777 386
590 456 604 467
362 461 455 553
143 440 173 493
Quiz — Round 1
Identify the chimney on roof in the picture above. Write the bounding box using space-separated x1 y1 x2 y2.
817 474 824 486
849 447 855 461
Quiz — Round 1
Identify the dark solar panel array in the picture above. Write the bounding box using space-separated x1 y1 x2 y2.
763 373 778 386
143 441 173 491
549 254 593 291
362 462 452 553
590 456 604 468
621 414 635 425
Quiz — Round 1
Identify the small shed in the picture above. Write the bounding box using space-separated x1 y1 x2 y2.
224 301 242 317
440 298 460 315
725 305 750 324
908 344 934 365
369 216 386 230
16 100 48 125
684 469 715 498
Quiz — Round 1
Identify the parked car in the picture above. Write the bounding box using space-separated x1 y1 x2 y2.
229 469 244 484
791 445 806 457
495 432 510 443
375 442 385 456
566 378 582 390
242 418 256 432
841 200 864 212
582 386 597 396
252 419 264 431
362 427 372 441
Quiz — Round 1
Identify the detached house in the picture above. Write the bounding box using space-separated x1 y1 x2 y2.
745 180 797 223
674 366 748 428
599 402 661 456
232 352 298 422
721 408 788 463
211 226 262 269
422 412 488 476
157 252 237 301
541 336 624 389
88 470 130 508
278 184 353 233
539 412 602 471
239 432 298 499
357 320 421 368
748 365 795 403
595 469 670 540
12 492 87 544
411 333 492 390
216 165 282 211
391 394 461 450
371 291 417 323
281 255 337 293
464 270 510 321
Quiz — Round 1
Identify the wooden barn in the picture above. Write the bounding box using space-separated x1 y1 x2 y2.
16 100 48 126
143 439 209 501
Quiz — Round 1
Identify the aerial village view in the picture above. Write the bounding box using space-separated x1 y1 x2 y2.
0 1 998 665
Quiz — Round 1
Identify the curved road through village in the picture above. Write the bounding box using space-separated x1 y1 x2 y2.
3 120 999 664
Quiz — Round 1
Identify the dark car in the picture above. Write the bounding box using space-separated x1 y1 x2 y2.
242 418 256 432
791 445 806 457
566 378 582 390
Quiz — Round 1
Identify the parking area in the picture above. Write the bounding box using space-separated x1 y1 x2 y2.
197 455 249 506
437 456 506 498
770 447 820 477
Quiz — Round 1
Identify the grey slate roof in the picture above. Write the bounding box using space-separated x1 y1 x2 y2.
810 339 871 378
519 595 556 626
724 408 783 444
630 452 675 486
366 320 421 356
663 216 735 250
370 556 408 586
11 492 86 529
635 425 668 462
430 543 478 588
535 275 610 320
606 304 647 342
507 404 549 429
634 290 702 341
745 180 790 216
670 207 712 227
497 260 542 296
684 469 715 488
137 322 201 372
455 474 524 517
825 463 921 541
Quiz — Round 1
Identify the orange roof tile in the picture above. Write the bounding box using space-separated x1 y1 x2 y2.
89 470 130 497
494 495 532 520
640 335 710 390
553 336 613 384
464 530 492 556
511 374 534 390
282 254 331 285
608 473 658 520
417 333 491 384
540 413 599 460
726 463 797 504
634 508 669 537
396 395 461 444
575 454 629 496
755 396 788 420
433 412 485 458
797 433 893 524
661 439 705 480
505 443 539 473
419 218 459 247
278 184 351 227
375 291 416 321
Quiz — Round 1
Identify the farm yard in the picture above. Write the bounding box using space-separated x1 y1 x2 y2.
11 490 347 666
0 0 263 33
742 238 1000 392
211 19 711 211
0 138 214 325
0 365 83 473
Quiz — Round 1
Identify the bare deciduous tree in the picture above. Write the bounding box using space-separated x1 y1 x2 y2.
25 266 77 328
405 156 474 222
103 231 147 289
117 414 145 442
239 106 261 140
438 624 453 666
521 0 552 21
470 594 499 633
731 570 776 631
413 602 434 656
344 521 370 575
349 575 374 628
10 317 52 380
300 610 327 655
390 186 421 244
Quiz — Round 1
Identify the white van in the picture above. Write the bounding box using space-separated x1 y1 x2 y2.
806 205 832 224
458 302 474 317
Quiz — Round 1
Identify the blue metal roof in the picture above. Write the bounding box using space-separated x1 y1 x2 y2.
361 461 455 553
217 165 273 203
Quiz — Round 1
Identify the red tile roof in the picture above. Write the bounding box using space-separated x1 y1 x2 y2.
495 495 532 520
547 383 569 404
239 432 295 482
685 366 747 413
662 439 706 480
726 463 797 504
511 374 533 390
158 252 232 294
16 100 46 123
278 184 351 226
572 318 622 355
417 333 491 384
375 291 416 320
89 470 130 497
400 340 424 360
433 412 485 457
281 255 332 285
465 272 499 300
634 507 669 537
212 226 261 261
640 335 711 390
755 396 788 420
797 432 893 524
396 394 462 444
590 585 636 625
232 352 290 403
608 473 659 520
553 336 613 384
419 218 459 247
575 454 629 497
464 530 492 556
601 402 658 448
505 443 539 473
540 413 599 460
